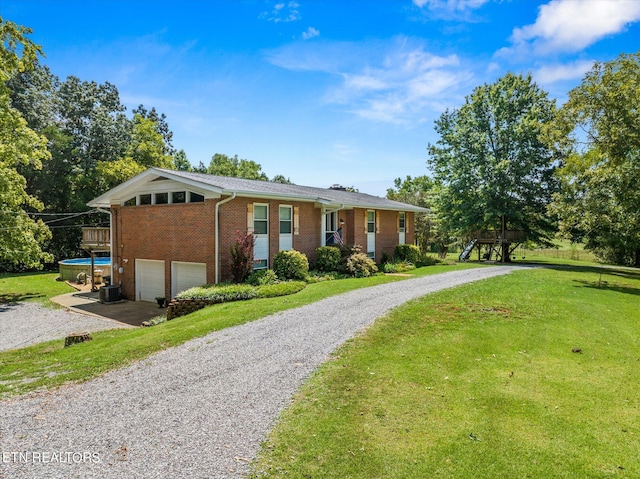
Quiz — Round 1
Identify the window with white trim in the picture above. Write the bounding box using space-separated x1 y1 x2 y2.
399 212 406 232
279 206 292 234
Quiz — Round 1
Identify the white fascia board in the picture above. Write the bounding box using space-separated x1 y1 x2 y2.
229 190 331 205
87 168 224 207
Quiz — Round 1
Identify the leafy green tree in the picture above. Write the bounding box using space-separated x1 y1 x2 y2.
271 174 292 184
207 153 269 180
96 114 175 188
173 149 191 171
133 104 176 157
427 73 562 260
551 51 640 265
7 66 132 260
0 18 53 269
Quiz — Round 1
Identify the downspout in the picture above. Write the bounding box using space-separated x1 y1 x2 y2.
97 207 112 288
215 193 237 284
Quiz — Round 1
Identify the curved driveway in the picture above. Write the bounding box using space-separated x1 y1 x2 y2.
0 266 523 478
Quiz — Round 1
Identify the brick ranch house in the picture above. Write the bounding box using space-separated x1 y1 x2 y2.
88 167 428 302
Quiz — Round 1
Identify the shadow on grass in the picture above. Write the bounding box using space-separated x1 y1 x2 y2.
0 293 44 304
573 279 640 297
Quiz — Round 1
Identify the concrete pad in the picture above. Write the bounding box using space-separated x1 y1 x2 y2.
51 291 165 327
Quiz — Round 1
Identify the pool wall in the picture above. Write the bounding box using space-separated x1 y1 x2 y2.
59 259 112 283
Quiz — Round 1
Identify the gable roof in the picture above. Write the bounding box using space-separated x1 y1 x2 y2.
88 167 429 213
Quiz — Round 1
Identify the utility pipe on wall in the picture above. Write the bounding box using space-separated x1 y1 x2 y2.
215 192 236 284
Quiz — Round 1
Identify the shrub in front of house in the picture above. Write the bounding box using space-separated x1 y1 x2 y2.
418 254 441 266
230 231 256 283
273 250 309 280
315 246 341 272
246 268 278 286
394 244 421 264
382 261 416 274
345 252 378 278
176 283 258 303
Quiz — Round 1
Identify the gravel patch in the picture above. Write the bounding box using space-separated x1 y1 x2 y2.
0 302 128 353
0 266 523 478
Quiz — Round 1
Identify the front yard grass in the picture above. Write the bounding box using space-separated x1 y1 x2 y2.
250 265 640 478
0 272 75 306
0 262 479 399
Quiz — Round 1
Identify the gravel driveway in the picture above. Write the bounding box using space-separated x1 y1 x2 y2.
0 266 523 479
0 302 128 353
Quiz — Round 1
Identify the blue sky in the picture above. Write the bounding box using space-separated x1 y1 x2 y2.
3 0 639 196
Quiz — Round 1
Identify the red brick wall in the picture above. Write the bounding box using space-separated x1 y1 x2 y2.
112 197 418 301
216 198 322 282
112 201 216 300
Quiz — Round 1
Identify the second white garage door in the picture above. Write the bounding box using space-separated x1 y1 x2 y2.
135 259 166 302
171 262 207 298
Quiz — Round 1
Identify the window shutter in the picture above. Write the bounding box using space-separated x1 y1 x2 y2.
376 211 380 234
247 203 254 234
293 207 300 235
397 212 400 234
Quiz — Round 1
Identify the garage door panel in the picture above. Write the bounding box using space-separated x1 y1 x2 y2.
135 259 165 302
172 262 207 298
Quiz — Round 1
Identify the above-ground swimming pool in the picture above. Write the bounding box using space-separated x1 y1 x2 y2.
59 257 112 283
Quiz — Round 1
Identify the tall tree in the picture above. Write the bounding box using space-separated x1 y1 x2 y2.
133 104 176 156
551 51 640 265
96 113 174 188
428 73 563 260
207 153 269 180
0 18 53 269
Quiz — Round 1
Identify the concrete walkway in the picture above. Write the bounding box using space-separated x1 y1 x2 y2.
51 290 162 327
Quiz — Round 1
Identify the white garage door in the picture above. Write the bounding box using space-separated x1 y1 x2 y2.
171 262 207 298
135 259 166 302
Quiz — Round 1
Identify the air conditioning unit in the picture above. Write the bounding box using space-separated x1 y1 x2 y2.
99 285 121 303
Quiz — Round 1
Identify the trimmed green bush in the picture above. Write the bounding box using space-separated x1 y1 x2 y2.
382 261 416 274
176 283 258 303
246 269 278 286
315 246 341 272
273 250 309 280
418 254 440 266
394 244 421 264
345 253 378 278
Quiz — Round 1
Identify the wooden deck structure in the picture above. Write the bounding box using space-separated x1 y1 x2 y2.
460 229 525 262
80 227 111 291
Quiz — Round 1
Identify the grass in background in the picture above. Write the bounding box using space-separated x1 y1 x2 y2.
522 240 598 265
250 265 640 478
0 272 75 306
0 263 479 398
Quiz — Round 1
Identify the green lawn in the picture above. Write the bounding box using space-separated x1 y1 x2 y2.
0 263 479 399
250 265 640 478
0 271 75 306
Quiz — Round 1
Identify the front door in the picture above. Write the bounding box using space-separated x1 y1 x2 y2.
366 210 376 260
253 204 269 269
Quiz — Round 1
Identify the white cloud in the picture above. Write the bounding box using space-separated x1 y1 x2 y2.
534 60 594 84
266 36 473 124
260 1 301 23
301 26 320 40
506 0 640 55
